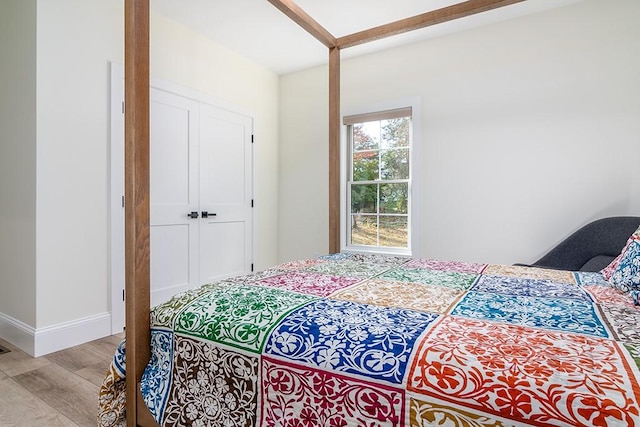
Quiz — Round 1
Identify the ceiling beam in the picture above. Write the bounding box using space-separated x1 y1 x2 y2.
337 0 526 49
266 0 337 48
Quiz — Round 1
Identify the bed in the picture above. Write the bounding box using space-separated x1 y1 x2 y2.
119 0 636 426
99 251 640 426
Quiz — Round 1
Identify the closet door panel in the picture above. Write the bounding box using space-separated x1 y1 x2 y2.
198 104 253 283
149 88 200 306
199 221 245 284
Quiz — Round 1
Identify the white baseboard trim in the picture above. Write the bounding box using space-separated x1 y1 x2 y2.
0 311 112 357
0 312 36 356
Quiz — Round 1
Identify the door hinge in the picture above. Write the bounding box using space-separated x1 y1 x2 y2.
251 134 254 143
122 289 125 301
121 195 125 208
251 199 254 208
121 101 125 114
251 263 254 272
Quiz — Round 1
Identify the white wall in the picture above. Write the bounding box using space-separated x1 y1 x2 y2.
278 0 640 265
278 68 329 262
0 0 38 330
0 0 279 355
36 0 123 331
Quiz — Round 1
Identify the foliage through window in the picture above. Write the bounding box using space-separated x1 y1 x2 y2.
346 109 411 250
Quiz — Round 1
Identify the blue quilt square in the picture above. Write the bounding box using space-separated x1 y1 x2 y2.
451 292 609 338
265 299 439 384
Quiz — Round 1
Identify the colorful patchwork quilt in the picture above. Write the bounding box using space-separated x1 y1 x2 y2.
98 254 640 426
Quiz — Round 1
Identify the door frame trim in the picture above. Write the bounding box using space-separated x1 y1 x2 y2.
109 62 125 333
109 62 255 333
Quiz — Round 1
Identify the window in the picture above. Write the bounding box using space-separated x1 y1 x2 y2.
344 107 414 254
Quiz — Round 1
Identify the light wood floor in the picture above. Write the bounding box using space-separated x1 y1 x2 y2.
0 333 124 426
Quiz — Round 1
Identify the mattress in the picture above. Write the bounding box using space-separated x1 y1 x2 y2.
98 253 640 426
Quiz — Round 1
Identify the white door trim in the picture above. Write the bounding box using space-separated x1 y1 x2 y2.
108 62 255 333
109 62 125 333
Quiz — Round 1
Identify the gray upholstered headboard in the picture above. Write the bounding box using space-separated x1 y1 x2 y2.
530 216 640 272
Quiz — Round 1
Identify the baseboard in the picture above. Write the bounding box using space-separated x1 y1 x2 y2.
0 311 112 357
0 312 36 356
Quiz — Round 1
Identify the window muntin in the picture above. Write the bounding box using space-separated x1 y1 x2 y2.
347 112 411 250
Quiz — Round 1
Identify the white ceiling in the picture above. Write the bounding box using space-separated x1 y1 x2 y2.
150 0 583 75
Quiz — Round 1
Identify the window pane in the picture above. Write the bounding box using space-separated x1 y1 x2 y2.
352 150 379 181
351 215 377 246
380 148 409 180
345 108 412 253
353 122 379 151
381 118 410 149
379 216 408 248
380 183 408 214
351 183 377 214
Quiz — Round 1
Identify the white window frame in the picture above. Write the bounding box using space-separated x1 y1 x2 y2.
341 98 421 257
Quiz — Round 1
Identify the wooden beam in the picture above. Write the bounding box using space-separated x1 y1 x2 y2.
266 0 337 48
337 0 525 49
124 0 151 426
328 47 340 254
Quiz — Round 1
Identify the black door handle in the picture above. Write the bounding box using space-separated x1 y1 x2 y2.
187 211 199 219
202 211 217 218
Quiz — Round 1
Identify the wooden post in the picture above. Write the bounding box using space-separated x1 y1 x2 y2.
124 0 150 426
328 47 340 254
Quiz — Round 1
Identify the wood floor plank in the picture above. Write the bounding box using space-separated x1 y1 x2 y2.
46 342 112 373
0 377 77 426
75 361 114 387
0 341 51 377
12 363 100 427
0 333 123 426
46 333 122 385
82 333 124 361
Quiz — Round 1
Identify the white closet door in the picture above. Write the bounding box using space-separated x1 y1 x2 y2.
198 104 253 284
149 88 200 306
110 66 255 330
